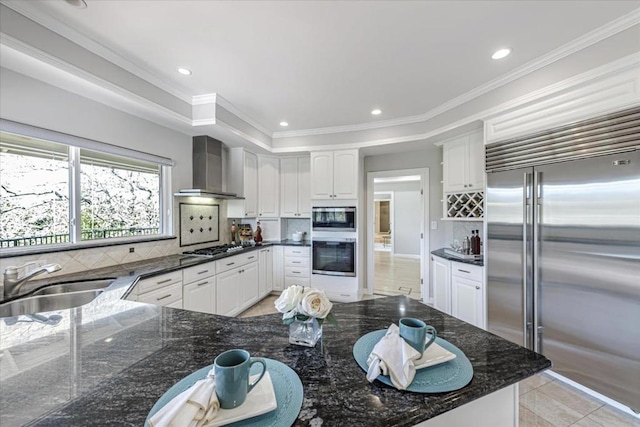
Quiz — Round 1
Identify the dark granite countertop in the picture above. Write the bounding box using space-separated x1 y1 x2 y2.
431 248 484 266
265 239 311 247
0 281 550 426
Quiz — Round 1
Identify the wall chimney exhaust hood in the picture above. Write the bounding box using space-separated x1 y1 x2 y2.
174 135 242 199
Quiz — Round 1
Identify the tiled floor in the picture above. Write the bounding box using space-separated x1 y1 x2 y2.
239 296 640 427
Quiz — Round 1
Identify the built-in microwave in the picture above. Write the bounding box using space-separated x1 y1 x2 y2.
312 207 356 232
312 238 356 277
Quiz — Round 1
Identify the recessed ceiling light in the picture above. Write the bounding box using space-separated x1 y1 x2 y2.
371 109 382 115
491 48 511 60
177 67 192 75
65 0 87 8
279 121 289 127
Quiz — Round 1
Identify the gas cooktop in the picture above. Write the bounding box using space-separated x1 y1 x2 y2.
183 244 247 257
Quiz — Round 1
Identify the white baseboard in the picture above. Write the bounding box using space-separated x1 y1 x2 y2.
546 370 640 419
393 253 420 259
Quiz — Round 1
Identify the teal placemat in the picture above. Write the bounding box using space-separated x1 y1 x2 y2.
353 330 474 393
145 358 303 427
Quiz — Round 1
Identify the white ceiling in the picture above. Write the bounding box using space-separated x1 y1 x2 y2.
13 0 640 134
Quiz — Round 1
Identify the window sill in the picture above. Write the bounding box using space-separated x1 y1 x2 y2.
0 236 177 259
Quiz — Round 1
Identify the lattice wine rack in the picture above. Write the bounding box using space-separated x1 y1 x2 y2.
446 192 484 218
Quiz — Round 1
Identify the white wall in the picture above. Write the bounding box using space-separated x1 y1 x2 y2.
374 181 421 256
364 144 446 253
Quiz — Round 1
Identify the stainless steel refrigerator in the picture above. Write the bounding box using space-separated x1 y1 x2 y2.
486 141 640 410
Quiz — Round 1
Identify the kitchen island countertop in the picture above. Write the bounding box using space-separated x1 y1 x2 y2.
0 255 550 427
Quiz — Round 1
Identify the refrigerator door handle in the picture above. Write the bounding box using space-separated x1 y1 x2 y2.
533 171 542 353
523 172 532 348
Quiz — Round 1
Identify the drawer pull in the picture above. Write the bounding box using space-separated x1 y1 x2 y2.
157 278 172 284
197 281 209 287
197 270 209 275
292 251 301 254
226 262 235 266
292 261 301 264
248 256 255 260
156 294 172 301
292 271 301 274
458 269 471 274
340 294 350 297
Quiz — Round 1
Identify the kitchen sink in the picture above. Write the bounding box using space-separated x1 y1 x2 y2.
0 278 115 317
30 278 114 296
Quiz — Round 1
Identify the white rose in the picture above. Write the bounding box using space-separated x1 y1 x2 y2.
274 285 304 314
299 289 333 319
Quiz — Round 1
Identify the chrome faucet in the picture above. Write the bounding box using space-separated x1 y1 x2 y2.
3 264 62 298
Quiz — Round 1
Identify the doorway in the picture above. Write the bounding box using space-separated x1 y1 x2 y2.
366 169 429 301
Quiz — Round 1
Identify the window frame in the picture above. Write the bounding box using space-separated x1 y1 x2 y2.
0 119 174 255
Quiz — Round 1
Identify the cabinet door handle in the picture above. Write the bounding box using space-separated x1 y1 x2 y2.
458 269 471 274
156 294 172 301
197 281 209 287
197 270 209 275
226 262 235 266
475 286 480 290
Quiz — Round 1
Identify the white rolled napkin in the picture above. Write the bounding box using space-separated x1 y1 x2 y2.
149 367 220 427
366 324 422 390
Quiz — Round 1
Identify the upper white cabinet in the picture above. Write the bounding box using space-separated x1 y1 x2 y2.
280 156 311 217
443 131 484 193
310 149 358 200
258 155 280 218
227 148 258 217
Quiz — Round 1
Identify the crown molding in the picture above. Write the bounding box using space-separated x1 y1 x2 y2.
273 8 640 139
214 94 272 137
0 0 194 104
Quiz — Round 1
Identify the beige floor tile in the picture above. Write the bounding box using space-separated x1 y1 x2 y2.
520 405 555 427
520 373 554 395
571 417 606 427
585 406 640 427
521 388 584 426
537 380 603 416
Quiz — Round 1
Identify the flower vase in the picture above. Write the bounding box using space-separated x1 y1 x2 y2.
289 318 322 347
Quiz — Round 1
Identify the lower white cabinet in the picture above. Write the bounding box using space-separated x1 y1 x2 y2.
242 262 259 308
259 248 273 297
127 270 183 307
272 246 284 291
431 255 485 329
183 279 216 314
216 268 241 317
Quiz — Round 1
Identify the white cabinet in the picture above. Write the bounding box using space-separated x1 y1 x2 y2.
259 247 273 297
443 130 484 193
310 149 358 200
431 255 485 329
451 262 484 328
258 155 280 218
280 156 311 217
127 270 183 307
432 255 451 314
214 251 259 316
216 268 241 316
283 246 310 287
182 261 216 314
272 245 284 291
227 148 258 218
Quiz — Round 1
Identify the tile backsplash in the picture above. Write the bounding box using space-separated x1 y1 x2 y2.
448 221 483 251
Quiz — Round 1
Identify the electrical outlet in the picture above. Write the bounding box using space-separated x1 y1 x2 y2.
431 221 438 230
129 247 135 253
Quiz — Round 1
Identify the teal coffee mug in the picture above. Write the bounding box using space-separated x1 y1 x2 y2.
214 349 267 409
399 318 437 356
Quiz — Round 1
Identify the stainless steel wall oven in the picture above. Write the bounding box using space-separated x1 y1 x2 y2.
312 238 356 277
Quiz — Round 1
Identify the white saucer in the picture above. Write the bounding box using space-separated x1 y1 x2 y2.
415 342 457 369
209 372 277 426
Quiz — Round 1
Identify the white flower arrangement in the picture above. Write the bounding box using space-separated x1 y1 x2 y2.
274 285 338 326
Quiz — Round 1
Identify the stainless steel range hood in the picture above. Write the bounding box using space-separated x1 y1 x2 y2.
174 135 242 199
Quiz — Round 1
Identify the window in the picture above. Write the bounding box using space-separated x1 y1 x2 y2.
0 120 173 250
